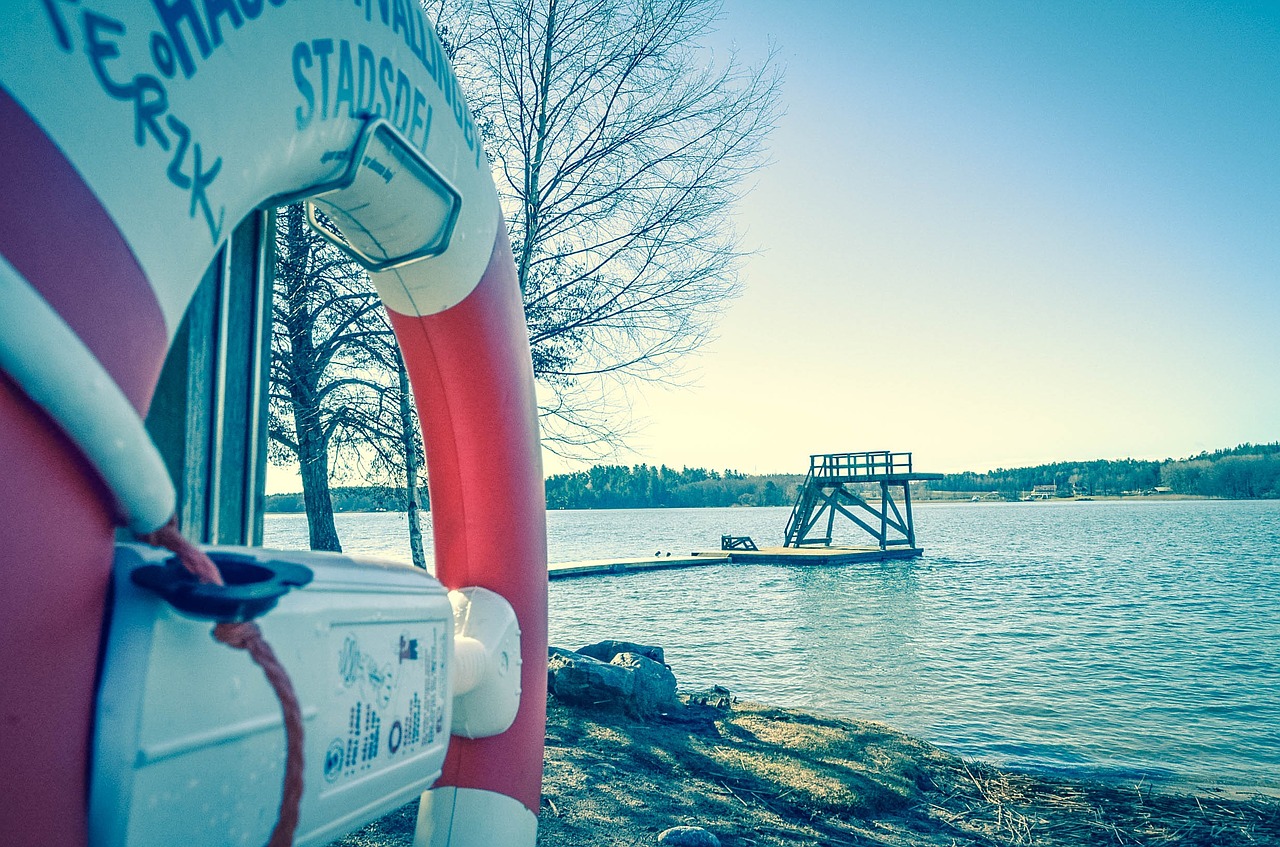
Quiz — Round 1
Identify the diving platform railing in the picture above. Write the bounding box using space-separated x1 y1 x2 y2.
785 451 942 551
810 450 938 481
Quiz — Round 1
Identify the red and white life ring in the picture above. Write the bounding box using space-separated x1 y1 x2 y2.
0 3 546 845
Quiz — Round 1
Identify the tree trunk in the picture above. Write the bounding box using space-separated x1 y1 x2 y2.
297 409 342 552
281 203 342 552
397 352 426 569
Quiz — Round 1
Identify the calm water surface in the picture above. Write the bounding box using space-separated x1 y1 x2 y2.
265 500 1280 788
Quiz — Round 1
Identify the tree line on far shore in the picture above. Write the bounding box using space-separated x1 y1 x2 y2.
266 485 429 515
544 465 803 509
264 468 803 513
938 442 1280 500
265 442 1280 513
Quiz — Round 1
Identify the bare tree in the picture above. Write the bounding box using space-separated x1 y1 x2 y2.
269 204 407 552
271 204 431 563
429 0 781 453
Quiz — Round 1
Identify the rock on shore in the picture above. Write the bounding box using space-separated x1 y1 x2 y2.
548 641 678 719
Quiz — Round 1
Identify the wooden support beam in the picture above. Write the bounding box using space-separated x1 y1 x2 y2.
822 488 884 541
903 481 916 547
885 486 906 529
878 482 888 549
833 486 909 537
824 490 837 545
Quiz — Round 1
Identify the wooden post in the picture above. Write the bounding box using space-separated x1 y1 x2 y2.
878 481 888 549
903 481 916 547
824 489 837 545
143 211 273 545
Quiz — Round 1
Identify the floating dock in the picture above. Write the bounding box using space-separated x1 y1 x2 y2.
548 554 729 580
547 545 920 580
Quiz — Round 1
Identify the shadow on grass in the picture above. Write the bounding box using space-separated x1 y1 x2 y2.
332 697 1280 847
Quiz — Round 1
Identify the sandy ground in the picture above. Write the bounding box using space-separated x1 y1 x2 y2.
332 695 1279 846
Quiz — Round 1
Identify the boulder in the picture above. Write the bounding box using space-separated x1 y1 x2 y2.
657 826 721 847
548 649 633 707
610 652 677 718
577 639 665 665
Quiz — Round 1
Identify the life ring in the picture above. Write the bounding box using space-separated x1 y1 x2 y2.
0 3 546 846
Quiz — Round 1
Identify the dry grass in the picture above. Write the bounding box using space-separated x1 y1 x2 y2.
332 697 1280 847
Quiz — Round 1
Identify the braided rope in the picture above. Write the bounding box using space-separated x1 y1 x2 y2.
141 517 305 847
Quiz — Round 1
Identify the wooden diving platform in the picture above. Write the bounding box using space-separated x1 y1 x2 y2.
547 449 940 581
785 450 942 550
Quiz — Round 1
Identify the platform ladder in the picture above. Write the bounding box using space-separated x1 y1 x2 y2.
783 466 822 546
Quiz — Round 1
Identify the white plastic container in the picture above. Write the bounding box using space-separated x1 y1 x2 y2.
91 544 455 847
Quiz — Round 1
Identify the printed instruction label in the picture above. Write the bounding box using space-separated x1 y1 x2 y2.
321 620 448 790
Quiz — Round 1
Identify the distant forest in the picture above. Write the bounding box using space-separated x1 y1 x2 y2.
266 485 429 514
264 442 1280 512
265 468 802 512
940 442 1280 500
544 465 803 510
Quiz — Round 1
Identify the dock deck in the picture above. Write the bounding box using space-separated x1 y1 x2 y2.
547 545 921 579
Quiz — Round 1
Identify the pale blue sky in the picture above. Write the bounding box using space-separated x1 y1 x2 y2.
268 1 1279 493
611 0 1280 476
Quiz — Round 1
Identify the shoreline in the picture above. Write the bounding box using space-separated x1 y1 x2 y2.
333 696 1279 846
267 494 1253 515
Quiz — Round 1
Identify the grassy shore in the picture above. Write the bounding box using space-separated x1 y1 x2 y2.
334 696 1278 846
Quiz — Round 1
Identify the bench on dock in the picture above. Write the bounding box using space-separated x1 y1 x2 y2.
721 535 758 551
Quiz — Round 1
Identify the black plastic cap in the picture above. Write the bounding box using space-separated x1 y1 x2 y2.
131 553 314 623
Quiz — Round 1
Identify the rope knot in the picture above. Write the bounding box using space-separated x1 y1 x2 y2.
214 620 260 650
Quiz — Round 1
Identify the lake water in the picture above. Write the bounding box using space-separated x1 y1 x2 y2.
264 499 1280 790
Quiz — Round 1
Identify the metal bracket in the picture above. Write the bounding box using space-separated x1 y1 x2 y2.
301 118 463 271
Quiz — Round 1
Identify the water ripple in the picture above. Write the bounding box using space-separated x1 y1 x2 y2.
266 499 1280 789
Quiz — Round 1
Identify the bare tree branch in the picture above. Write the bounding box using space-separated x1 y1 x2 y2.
446 0 781 451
